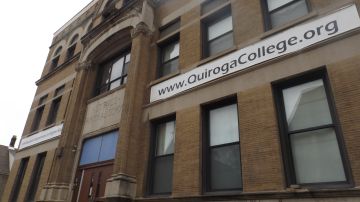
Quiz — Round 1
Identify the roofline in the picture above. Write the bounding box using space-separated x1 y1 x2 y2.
53 0 99 37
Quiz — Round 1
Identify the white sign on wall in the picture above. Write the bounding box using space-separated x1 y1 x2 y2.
150 4 360 102
19 124 63 150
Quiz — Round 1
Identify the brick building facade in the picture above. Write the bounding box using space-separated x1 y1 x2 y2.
2 0 360 201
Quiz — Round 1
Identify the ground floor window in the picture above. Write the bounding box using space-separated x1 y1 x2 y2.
203 98 242 192
148 116 175 195
273 68 351 187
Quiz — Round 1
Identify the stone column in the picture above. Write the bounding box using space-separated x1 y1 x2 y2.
104 22 152 202
39 61 95 201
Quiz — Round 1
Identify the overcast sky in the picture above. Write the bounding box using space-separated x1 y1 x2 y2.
0 0 92 147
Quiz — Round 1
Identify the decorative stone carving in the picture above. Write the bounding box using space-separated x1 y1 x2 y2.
102 0 117 18
131 22 152 38
75 60 92 72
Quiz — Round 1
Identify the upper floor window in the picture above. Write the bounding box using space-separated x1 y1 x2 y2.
31 95 47 133
158 39 179 77
149 117 175 195
157 20 180 78
202 6 234 57
96 50 131 96
203 99 242 191
273 69 350 187
46 85 65 126
66 34 79 60
262 0 309 30
51 46 62 71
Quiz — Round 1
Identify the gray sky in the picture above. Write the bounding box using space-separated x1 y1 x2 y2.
0 0 92 147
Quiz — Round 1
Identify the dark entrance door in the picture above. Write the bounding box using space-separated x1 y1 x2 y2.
75 162 113 202
73 131 119 202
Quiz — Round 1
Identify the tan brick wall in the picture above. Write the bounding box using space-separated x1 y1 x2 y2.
1 159 20 202
172 106 201 197
23 78 73 136
179 6 202 69
135 121 151 197
327 55 360 186
36 61 76 94
231 0 264 46
238 84 285 192
155 0 193 26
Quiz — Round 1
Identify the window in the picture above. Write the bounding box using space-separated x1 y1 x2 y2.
149 117 175 195
66 34 79 60
157 20 180 78
203 6 234 57
262 0 309 30
25 153 46 202
31 95 47 132
79 131 118 166
51 46 62 70
38 95 48 105
55 85 65 97
158 39 179 77
273 69 350 187
10 157 29 202
203 99 242 192
46 98 61 126
46 86 64 126
96 50 131 95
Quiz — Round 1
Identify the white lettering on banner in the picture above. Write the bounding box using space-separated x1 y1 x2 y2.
19 124 63 150
150 4 360 102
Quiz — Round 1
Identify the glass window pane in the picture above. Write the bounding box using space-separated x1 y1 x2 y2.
99 131 119 162
210 104 239 146
208 15 233 41
163 42 179 62
161 58 178 77
123 62 130 76
79 136 102 165
208 32 234 56
267 0 293 11
210 144 242 190
290 128 346 184
156 120 175 156
110 79 121 90
271 0 308 28
153 156 173 194
110 57 124 81
282 79 332 131
125 53 131 63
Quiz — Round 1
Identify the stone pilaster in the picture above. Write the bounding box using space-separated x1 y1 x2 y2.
104 22 152 201
39 61 94 201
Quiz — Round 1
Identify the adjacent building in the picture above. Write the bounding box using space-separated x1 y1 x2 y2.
2 0 360 201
